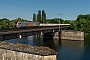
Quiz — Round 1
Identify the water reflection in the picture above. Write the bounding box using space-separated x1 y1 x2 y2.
80 34 90 60
84 34 90 46
57 40 84 60
80 46 90 60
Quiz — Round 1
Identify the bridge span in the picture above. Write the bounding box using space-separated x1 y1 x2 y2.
0 24 70 40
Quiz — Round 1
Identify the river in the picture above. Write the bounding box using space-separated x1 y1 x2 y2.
4 34 90 60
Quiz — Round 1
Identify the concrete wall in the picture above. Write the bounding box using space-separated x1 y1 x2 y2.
0 42 57 60
53 30 84 40
0 49 56 60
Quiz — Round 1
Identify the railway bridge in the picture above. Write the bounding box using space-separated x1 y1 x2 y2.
0 24 70 40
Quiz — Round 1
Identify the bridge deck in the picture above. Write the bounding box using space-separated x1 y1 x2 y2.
0 25 70 35
0 27 56 35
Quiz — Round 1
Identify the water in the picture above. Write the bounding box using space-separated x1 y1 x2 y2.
4 34 90 60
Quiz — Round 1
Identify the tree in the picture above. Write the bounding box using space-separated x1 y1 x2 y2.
64 20 71 24
46 18 58 24
77 14 89 30
46 18 64 24
33 13 37 22
71 20 78 30
2 18 10 29
42 10 46 23
37 10 41 22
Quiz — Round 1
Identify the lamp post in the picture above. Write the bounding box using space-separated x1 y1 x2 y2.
59 13 61 40
59 13 63 32
59 13 60 32
58 13 63 40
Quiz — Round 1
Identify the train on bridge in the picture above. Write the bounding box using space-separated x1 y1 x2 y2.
15 21 40 28
15 22 70 28
15 21 70 29
0 21 70 40
0 20 70 32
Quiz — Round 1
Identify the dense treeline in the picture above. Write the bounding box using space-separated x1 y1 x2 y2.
33 10 46 23
33 10 70 24
0 18 28 29
71 14 90 33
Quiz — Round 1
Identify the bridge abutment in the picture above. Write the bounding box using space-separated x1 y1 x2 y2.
53 30 84 40
43 32 54 39
0 49 56 60
0 42 57 60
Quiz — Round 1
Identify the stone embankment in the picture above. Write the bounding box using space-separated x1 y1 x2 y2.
61 30 84 40
0 42 57 60
53 30 84 40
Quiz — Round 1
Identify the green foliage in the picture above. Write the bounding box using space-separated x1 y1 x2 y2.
71 20 78 30
1 18 10 29
33 13 36 22
46 19 58 24
0 18 28 29
46 18 64 24
42 10 46 23
37 10 41 22
33 10 47 23
64 20 71 24
71 14 90 33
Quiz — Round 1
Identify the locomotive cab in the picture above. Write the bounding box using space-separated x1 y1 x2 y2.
15 22 21 28
15 21 40 29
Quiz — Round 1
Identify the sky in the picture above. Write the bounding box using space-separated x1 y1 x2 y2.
0 0 90 21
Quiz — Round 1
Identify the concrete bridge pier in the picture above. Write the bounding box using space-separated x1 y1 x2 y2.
0 31 41 40
43 32 55 39
53 30 84 40
1 33 18 40
58 30 61 40
0 42 57 60
43 30 62 40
